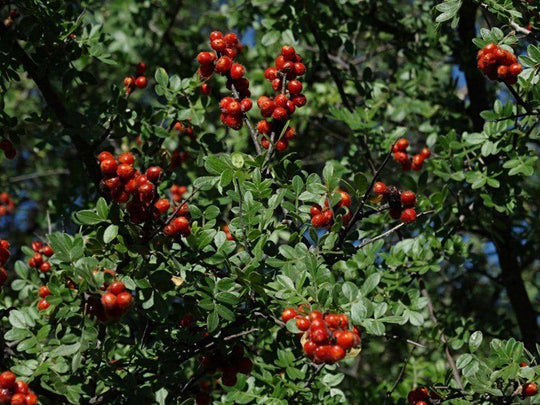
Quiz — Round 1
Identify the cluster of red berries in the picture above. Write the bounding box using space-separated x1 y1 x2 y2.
3 9 19 28
28 241 54 273
392 138 430 171
282 307 361 364
96 281 133 321
123 62 148 94
170 185 188 202
196 31 251 130
201 345 253 388
309 190 352 228
98 151 191 236
0 240 10 287
407 387 440 405
0 371 38 405
173 121 195 140
477 43 523 85
257 45 306 151
222 225 234 241
37 285 51 311
0 139 16 160
373 182 418 223
0 193 15 217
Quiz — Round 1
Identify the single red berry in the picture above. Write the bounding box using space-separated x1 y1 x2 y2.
197 51 216 65
172 216 191 236
271 78 282 92
336 190 352 208
100 159 117 175
400 208 417 223
311 213 326 228
37 299 50 311
107 281 126 295
310 205 322 217
272 107 287 121
412 154 425 166
135 76 148 89
420 148 431 158
292 94 307 107
509 63 523 76
116 291 133 313
281 308 298 323
373 182 387 195
287 80 303 95
101 293 118 312
523 382 538 397
281 45 296 60
135 62 146 75
10 393 27 405
14 380 28 395
303 340 317 357
336 330 356 350
497 65 509 79
201 83 211 95
520 362 528 367
294 63 306 76
313 345 332 364
38 285 51 298
309 310 323 321
264 67 277 80
396 138 409 151
209 31 223 41
39 262 51 273
400 191 416 207
285 127 295 139
311 327 330 344
223 32 238 46
98 151 114 162
117 164 135 180
215 56 233 73
154 199 170 214
275 140 288 151
329 345 346 363
118 152 135 165
145 166 163 183
230 63 245 80
25 393 38 405
296 317 311 331
0 371 16 388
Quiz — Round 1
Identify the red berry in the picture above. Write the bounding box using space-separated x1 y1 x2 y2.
145 166 163 183
303 340 317 357
223 33 238 46
281 308 298 323
209 31 223 41
400 191 416 207
116 291 133 313
309 310 323 321
313 345 331 363
0 372 16 388
271 78 282 92
311 327 329 344
210 38 226 53
524 382 538 397
336 190 352 208
272 107 287 121
107 281 126 295
101 293 118 312
296 317 310 331
400 208 417 223
292 94 306 107
497 65 509 79
100 159 117 175
37 298 50 311
154 199 170 214
275 140 288 151
135 76 148 89
412 154 424 166
393 152 408 164
230 63 245 80
14 380 28 395
172 216 191 236
336 330 356 350
135 62 146 74
329 345 346 363
98 151 114 162
311 213 326 228
509 63 523 76
25 394 38 405
373 182 387 195
294 62 306 76
287 80 303 95
201 83 211 95
118 152 135 165
264 67 277 80
324 313 340 328
116 164 134 180
420 148 431 158
10 393 26 405
38 285 51 298
310 205 322 217
197 51 216 65
215 56 233 73
396 138 409 151
39 262 51 273
281 45 296 60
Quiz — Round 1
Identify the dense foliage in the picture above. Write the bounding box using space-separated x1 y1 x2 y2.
0 0 539 404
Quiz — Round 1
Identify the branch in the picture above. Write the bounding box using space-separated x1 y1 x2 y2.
504 83 533 114
355 211 433 249
289 364 325 402
9 169 69 183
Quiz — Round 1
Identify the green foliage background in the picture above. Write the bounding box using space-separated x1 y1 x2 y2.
0 0 539 404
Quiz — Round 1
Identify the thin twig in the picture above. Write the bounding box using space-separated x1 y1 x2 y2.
505 83 533 114
289 364 325 402
355 211 434 249
9 169 69 183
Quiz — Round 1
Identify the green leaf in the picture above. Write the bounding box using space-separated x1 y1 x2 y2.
155 67 168 86
103 224 118 243
469 330 483 353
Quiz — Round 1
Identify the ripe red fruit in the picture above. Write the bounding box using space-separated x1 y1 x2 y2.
287 80 303 95
101 293 117 311
227 100 242 115
520 362 528 367
118 152 135 165
230 63 245 80
163 224 177 236
412 154 425 167
394 151 408 164
0 387 11 404
292 94 307 107
497 65 509 79
281 308 298 323
314 345 331 363
373 182 387 195
210 38 226 52
396 138 409 151
37 299 50 311
171 216 189 235
223 32 238 46
135 76 148 89
0 371 16 388
154 199 170 214
139 182 155 200
14 380 28 394
271 78 282 92
135 62 146 74
25 393 38 405
311 327 329 344
209 31 223 41
100 159 117 175
39 262 51 273
38 285 51 298
336 190 352 208
336 330 356 350
311 213 326 228
116 291 133 312
116 164 134 180
145 166 163 183
420 148 431 158
400 208 417 223
10 393 26 405
281 45 296 60
329 345 346 363
303 340 317 357
215 56 233 73
107 281 126 295
275 140 288 151
98 151 114 162
272 107 287 121
324 314 340 328
509 63 523 76
400 191 416 207
197 51 216 65
296 317 310 331
523 382 538 397
294 62 306 76
264 67 277 80
310 205 322 217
